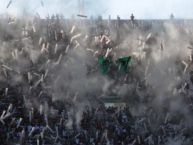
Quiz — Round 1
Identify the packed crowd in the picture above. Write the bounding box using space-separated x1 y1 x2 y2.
0 15 193 145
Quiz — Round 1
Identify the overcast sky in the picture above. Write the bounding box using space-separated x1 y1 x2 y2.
0 0 193 19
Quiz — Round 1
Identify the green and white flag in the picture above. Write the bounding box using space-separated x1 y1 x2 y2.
116 56 132 73
98 56 113 74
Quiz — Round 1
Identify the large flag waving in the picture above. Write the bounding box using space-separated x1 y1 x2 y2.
116 56 132 73
98 56 113 74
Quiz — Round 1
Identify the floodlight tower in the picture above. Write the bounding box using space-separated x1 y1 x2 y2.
78 0 85 15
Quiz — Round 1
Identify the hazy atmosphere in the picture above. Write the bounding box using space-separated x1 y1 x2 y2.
1 0 193 19
1 0 193 145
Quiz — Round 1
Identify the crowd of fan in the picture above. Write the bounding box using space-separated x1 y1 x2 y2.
0 15 193 145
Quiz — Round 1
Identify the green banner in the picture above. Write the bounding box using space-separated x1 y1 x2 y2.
116 56 132 73
98 56 113 74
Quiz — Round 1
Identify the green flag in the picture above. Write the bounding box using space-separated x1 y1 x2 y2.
116 56 131 73
98 56 112 74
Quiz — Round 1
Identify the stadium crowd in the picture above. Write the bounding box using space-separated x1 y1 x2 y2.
0 15 193 145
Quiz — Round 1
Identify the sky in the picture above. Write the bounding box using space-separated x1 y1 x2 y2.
0 0 193 19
